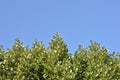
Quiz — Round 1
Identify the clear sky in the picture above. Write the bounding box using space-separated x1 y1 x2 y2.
0 0 120 53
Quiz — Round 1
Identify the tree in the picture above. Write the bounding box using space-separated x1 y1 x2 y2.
0 33 120 79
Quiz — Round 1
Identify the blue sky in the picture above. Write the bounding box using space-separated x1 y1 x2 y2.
0 0 120 53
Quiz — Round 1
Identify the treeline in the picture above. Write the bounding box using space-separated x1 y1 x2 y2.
0 33 120 80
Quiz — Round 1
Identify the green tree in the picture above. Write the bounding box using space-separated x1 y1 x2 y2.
0 33 120 80
1 38 25 79
43 33 70 80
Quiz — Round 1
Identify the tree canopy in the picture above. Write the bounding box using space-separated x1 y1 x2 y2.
0 33 120 80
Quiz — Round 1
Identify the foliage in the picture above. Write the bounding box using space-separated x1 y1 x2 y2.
0 33 120 80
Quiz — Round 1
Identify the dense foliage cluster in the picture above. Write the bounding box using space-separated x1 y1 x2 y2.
0 33 120 80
